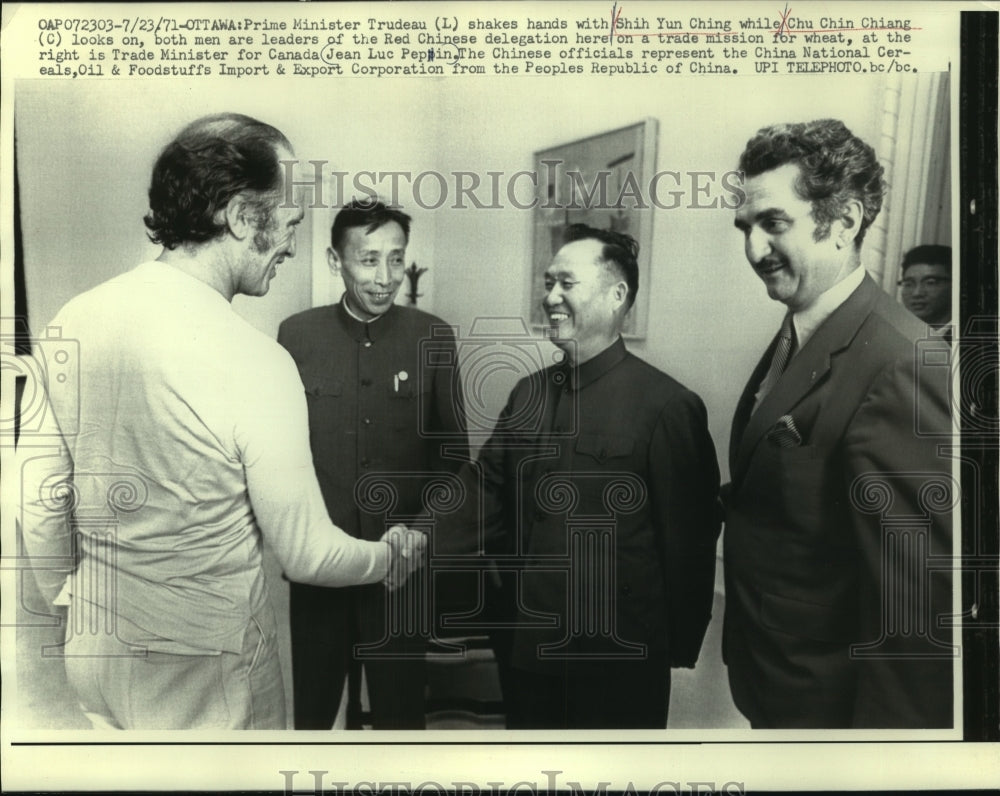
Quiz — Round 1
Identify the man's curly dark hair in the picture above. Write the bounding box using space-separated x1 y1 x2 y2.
144 113 291 250
562 223 640 311
738 119 886 246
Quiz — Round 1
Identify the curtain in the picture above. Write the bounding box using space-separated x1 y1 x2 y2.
865 71 952 295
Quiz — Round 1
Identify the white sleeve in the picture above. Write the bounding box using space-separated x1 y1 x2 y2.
17 379 77 607
236 351 389 586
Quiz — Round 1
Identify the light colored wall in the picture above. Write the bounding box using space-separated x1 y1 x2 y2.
429 75 887 477
16 81 314 339
17 79 446 339
17 75 887 478
277 82 444 313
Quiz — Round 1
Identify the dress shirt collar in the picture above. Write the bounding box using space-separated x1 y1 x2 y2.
566 336 628 391
791 265 866 351
336 295 398 342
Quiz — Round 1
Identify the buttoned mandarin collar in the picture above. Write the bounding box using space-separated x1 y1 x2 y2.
560 336 628 392
335 297 399 343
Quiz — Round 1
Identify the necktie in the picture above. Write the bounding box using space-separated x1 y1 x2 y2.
754 313 796 411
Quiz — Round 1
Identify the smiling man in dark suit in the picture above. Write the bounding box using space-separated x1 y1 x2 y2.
278 200 467 729
459 224 722 729
724 119 954 728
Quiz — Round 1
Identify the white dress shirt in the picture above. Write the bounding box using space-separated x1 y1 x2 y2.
791 265 867 352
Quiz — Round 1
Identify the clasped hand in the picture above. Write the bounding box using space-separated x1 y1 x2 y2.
381 525 427 590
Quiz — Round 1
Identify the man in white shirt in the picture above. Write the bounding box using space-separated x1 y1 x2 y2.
19 113 424 730
724 119 953 728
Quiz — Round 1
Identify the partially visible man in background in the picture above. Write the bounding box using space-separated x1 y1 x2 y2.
278 200 468 729
899 244 953 335
20 114 424 731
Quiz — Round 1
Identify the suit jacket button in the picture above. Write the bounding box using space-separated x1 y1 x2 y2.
622 585 632 595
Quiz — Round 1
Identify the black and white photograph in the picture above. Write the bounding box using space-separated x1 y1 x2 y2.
1 1 996 792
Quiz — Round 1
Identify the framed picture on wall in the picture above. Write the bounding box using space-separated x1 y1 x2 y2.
528 119 658 339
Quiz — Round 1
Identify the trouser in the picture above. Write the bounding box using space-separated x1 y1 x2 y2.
483 567 517 718
290 578 427 730
63 601 285 730
506 656 671 729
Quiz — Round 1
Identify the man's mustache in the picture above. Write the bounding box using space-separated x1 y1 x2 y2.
754 255 787 271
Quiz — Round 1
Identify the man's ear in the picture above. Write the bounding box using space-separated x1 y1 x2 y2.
834 198 864 249
222 193 253 242
610 279 629 313
327 246 341 276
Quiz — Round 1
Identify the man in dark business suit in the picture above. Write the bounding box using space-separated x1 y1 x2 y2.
455 224 722 729
278 200 467 729
724 119 954 728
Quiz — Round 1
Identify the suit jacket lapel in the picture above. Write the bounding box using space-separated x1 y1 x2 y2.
729 340 774 470
731 275 881 486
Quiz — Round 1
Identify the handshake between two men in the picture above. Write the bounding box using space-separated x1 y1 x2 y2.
381 526 428 591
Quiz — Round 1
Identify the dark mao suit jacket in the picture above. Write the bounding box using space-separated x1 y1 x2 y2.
453 339 722 677
277 302 468 728
724 275 954 728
